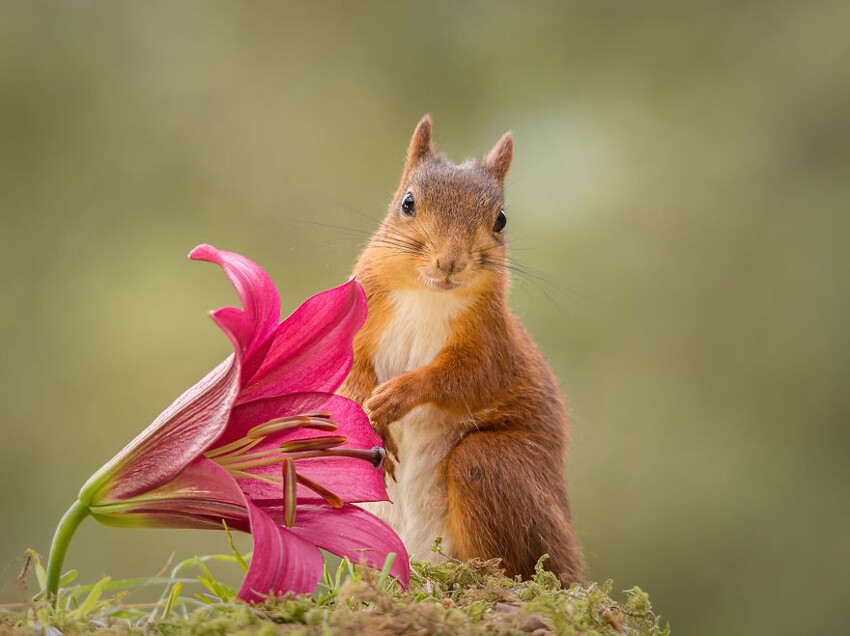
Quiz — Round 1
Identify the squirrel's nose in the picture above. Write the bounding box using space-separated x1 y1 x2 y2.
436 255 468 276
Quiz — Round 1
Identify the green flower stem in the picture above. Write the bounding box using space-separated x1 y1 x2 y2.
45 499 89 603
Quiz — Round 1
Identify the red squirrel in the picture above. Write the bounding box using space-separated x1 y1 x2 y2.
338 116 585 583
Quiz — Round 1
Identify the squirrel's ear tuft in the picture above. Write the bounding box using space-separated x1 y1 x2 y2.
404 115 433 172
484 132 513 184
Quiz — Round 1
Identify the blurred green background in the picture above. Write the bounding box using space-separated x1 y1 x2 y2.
2 1 848 633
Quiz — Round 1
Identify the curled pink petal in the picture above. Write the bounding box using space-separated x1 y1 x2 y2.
190 244 281 376
238 502 324 602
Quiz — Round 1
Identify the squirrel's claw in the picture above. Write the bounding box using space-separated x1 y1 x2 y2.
383 428 400 463
383 454 398 484
373 421 398 483
372 418 400 462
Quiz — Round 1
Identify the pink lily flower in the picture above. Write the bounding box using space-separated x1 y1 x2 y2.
45 245 409 603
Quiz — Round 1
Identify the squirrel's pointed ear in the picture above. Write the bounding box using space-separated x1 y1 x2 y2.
403 115 433 173
484 132 513 184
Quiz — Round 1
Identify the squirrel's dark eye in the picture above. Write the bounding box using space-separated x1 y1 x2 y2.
401 192 416 216
493 209 507 233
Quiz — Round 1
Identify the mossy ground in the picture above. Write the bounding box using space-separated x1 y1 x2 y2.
2 550 669 635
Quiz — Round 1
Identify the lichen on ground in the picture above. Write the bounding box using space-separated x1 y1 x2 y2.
2 551 670 635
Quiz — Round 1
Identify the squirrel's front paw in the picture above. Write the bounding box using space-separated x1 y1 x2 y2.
365 375 419 434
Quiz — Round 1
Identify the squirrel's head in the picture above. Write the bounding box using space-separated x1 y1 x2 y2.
368 115 513 296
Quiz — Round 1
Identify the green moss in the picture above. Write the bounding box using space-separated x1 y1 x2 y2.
3 555 669 635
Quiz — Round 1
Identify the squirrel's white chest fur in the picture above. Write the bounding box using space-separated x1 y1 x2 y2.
373 289 469 382
366 289 471 561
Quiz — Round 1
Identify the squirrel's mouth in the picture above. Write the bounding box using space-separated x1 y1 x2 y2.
421 275 462 291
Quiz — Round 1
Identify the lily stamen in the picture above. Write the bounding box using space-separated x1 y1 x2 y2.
282 458 296 528
247 414 338 439
296 473 344 508
298 412 332 420
228 470 282 486
277 435 347 453
204 436 262 459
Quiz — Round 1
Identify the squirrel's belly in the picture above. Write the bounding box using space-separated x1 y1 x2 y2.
364 289 471 560
363 405 461 561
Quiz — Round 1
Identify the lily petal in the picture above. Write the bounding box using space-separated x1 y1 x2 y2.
238 502 324 602
190 244 281 377
262 503 411 589
239 279 366 402
79 356 240 504
89 458 249 529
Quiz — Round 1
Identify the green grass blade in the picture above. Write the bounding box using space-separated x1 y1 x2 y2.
377 552 397 590
162 581 183 620
58 569 78 586
68 575 111 620
221 520 248 574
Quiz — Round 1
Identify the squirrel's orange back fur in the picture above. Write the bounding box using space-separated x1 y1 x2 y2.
338 116 584 583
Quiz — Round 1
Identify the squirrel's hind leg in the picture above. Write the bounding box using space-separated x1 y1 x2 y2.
443 428 585 585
